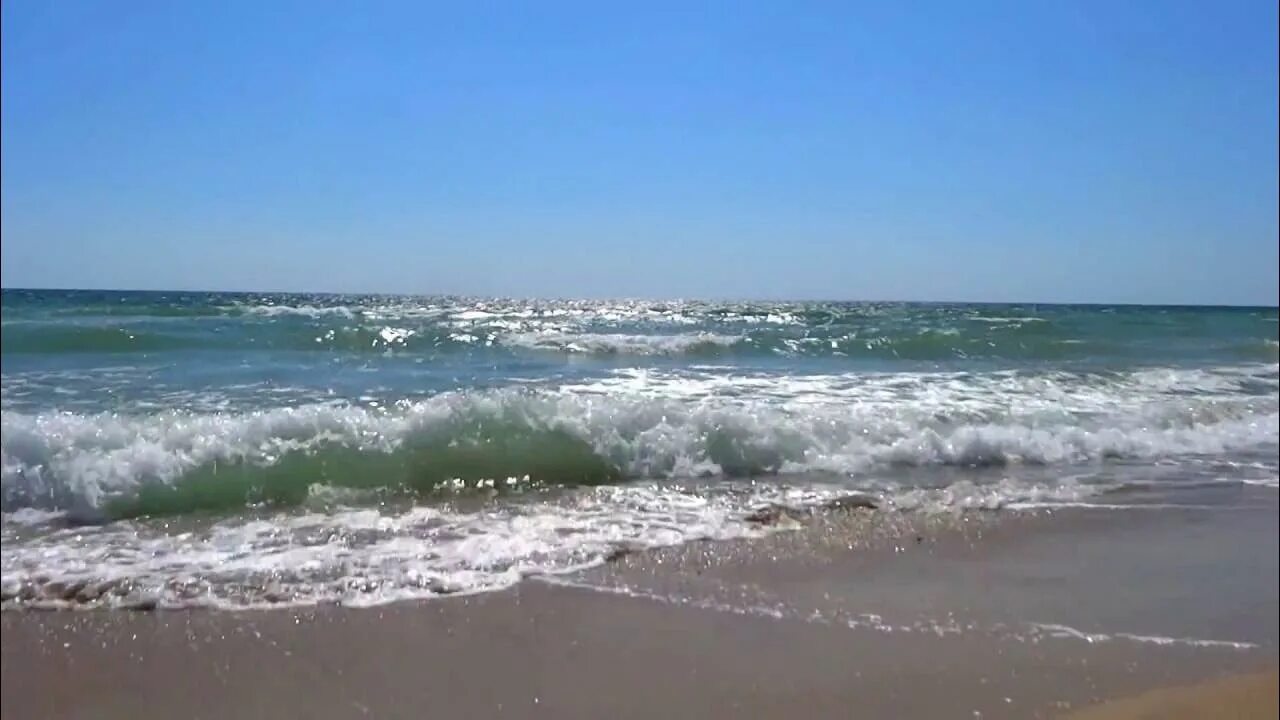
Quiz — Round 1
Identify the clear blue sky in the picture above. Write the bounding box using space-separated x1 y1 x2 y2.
2 1 1277 304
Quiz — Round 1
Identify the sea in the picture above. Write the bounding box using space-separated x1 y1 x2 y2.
1 289 1277 609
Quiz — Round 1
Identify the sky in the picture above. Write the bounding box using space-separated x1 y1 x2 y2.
2 1 1277 304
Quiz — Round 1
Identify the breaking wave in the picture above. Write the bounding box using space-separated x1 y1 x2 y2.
4 364 1275 518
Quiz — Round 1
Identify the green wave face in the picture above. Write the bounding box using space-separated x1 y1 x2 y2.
107 424 623 519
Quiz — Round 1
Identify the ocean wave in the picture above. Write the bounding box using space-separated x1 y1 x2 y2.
233 303 359 318
5 300 1274 360
965 316 1049 324
0 323 455 354
501 331 744 355
494 327 1114 359
3 364 1275 517
0 322 1115 359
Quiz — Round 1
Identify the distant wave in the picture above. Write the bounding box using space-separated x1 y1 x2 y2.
233 303 360 319
501 331 745 355
5 295 1275 361
0 322 1127 359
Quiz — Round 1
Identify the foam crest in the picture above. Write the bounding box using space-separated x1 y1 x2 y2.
2 364 1275 513
0 483 839 608
0 478 1131 609
500 331 744 355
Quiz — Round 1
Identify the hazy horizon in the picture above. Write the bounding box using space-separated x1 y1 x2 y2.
4 284 1279 309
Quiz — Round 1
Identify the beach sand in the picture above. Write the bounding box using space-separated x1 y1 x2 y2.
1065 671 1277 719
3 496 1276 719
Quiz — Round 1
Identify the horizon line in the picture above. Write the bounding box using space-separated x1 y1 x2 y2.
2 285 1277 310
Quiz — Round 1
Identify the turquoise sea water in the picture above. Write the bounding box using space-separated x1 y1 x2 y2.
2 290 1277 607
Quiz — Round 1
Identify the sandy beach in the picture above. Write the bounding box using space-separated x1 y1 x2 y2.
2 584 1275 720
1066 671 1277 719
4 496 1276 719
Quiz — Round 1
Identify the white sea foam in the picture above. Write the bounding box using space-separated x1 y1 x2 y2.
2 362 1276 609
0 483 842 609
886 479 1105 512
2 364 1275 511
965 316 1047 324
236 304 357 319
0 508 66 527
0 478 1129 610
540 579 1260 651
501 331 744 355
1025 623 1257 650
0 470 1266 609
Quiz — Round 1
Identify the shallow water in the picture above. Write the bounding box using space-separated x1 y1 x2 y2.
2 290 1276 608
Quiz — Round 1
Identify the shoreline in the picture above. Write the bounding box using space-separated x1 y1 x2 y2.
4 500 1277 718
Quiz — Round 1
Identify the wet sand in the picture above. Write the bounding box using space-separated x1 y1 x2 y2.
1 582 1274 720
1066 671 1277 719
3 495 1276 719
